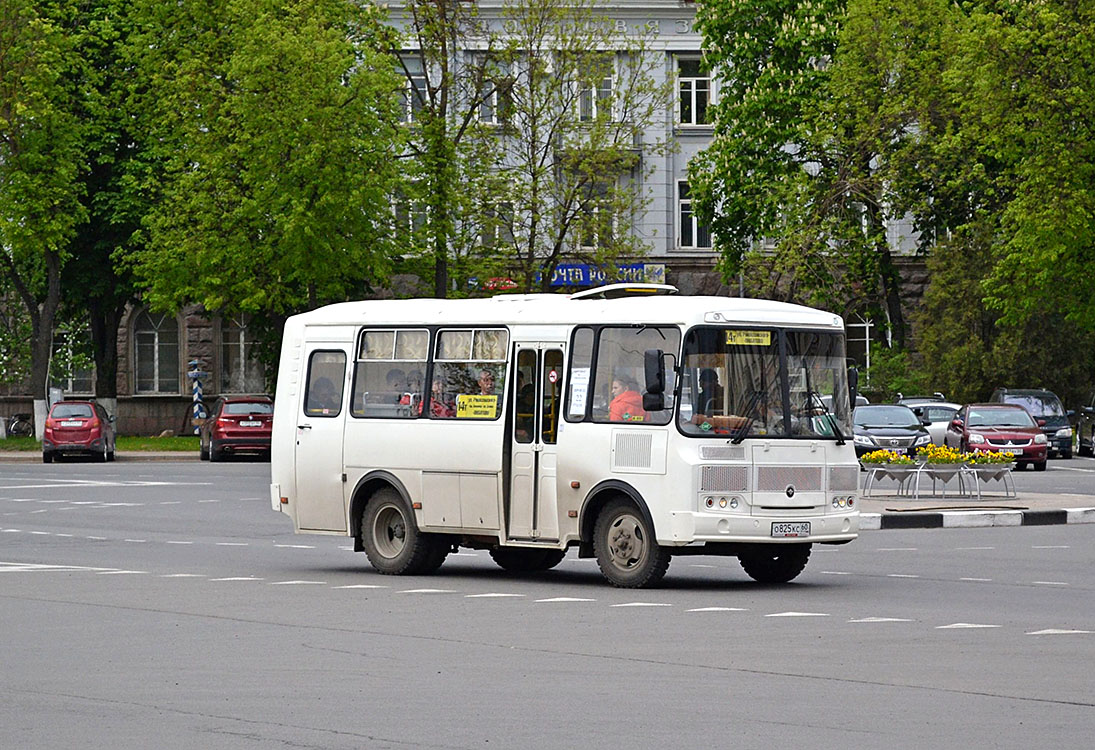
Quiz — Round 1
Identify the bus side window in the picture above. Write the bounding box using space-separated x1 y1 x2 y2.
304 352 346 417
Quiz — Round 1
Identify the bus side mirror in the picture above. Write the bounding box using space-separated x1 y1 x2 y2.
847 366 859 407
643 349 665 412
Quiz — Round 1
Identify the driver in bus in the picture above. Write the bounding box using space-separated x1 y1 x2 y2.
307 377 340 414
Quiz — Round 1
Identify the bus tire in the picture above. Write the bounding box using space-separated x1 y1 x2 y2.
738 543 811 584
593 498 670 588
361 488 442 575
489 547 566 573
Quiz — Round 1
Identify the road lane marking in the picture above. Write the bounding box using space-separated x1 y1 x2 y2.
270 580 327 585
687 607 748 612
887 574 920 578
398 588 456 594
611 602 672 608
1032 545 1070 549
465 593 524 598
97 570 147 575
215 542 248 546
821 571 852 575
211 577 263 581
166 541 193 545
849 617 914 623
1031 581 1069 586
1027 629 1092 635
161 573 205 578
767 611 830 618
273 544 314 549
535 597 596 603
937 623 1000 629
333 584 388 589
960 577 992 582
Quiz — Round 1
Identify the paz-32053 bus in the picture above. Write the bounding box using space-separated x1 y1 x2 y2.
269 284 860 588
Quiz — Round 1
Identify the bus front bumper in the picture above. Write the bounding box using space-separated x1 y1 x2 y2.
665 510 859 545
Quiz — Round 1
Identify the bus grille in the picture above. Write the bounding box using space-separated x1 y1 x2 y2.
828 466 859 492
700 445 746 461
757 466 822 492
700 465 749 492
613 433 653 469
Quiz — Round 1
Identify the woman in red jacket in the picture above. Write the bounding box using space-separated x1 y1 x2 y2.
609 377 647 422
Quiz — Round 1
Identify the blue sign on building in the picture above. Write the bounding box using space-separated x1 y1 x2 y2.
549 263 666 287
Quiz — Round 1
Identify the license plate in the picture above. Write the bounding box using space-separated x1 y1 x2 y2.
60 420 83 427
240 420 262 427
1003 448 1022 456
771 522 810 538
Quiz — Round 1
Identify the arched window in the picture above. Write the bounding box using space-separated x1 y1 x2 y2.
134 310 179 393
221 314 266 393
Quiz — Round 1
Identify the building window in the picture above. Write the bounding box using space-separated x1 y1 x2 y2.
401 56 428 123
579 75 614 121
134 310 180 393
477 59 513 126
677 58 711 126
221 315 266 393
50 328 94 394
481 201 514 248
678 181 712 249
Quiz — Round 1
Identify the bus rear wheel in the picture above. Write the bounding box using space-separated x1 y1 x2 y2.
738 544 811 584
489 547 566 573
593 499 670 588
361 488 446 575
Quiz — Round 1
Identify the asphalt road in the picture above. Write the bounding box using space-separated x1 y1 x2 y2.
2 462 1093 749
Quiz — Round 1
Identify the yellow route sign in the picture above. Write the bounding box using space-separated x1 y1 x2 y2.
726 330 771 346
456 394 498 419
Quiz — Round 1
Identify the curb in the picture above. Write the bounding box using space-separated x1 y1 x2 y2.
860 507 1095 530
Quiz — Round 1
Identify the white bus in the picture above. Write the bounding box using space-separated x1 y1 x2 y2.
270 284 860 588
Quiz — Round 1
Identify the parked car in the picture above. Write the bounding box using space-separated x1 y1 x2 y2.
852 404 932 459
200 395 273 461
906 401 961 446
944 403 1047 471
42 400 116 463
989 388 1071 458
1073 391 1095 457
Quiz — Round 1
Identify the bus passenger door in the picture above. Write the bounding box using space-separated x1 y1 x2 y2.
509 345 563 541
295 346 349 531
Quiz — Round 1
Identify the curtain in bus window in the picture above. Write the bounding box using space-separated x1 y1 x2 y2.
305 352 346 417
679 328 785 437
784 330 852 437
591 327 680 426
434 328 509 419
352 329 428 418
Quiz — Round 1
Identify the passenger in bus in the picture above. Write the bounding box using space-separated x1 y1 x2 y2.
386 368 407 403
515 371 535 440
609 376 646 422
477 368 497 396
307 377 340 414
430 378 454 417
697 368 724 415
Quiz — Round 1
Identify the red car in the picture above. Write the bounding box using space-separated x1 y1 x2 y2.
200 395 273 461
944 403 1048 471
42 400 117 463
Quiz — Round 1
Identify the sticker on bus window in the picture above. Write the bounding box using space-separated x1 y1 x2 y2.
569 368 590 416
456 394 498 419
726 330 771 346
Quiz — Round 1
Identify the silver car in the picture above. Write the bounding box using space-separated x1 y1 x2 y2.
906 401 961 445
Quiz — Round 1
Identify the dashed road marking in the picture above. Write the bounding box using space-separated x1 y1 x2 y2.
849 617 914 623
1027 629 1092 635
937 623 1000 629
767 611 829 618
611 602 671 608
888 574 920 578
687 607 747 612
1032 581 1069 586
270 580 327 585
211 577 263 581
536 597 596 603
333 584 387 589
398 588 456 594
466 593 524 598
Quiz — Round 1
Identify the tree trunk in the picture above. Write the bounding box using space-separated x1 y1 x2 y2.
27 251 64 438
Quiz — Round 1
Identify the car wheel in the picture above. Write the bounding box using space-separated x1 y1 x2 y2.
1061 447 1072 459
209 443 222 462
1034 460 1047 472
593 498 670 588
739 543 812 584
200 442 209 461
99 444 109 463
1015 462 1028 471
42 452 53 464
107 443 115 462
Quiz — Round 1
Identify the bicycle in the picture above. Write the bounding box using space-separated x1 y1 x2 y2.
5 413 34 438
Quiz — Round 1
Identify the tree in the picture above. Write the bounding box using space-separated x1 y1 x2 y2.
129 0 407 338
0 0 88 432
485 0 674 292
691 0 955 346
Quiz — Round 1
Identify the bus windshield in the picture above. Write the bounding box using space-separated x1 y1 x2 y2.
677 327 852 439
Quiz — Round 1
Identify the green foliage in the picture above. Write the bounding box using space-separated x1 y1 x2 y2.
859 346 931 404
129 0 407 317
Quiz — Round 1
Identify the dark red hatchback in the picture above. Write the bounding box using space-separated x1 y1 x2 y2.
200 395 273 461
42 401 117 463
944 403 1048 471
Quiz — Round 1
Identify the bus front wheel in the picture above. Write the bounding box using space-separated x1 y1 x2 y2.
362 488 446 575
593 499 670 588
738 544 811 584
